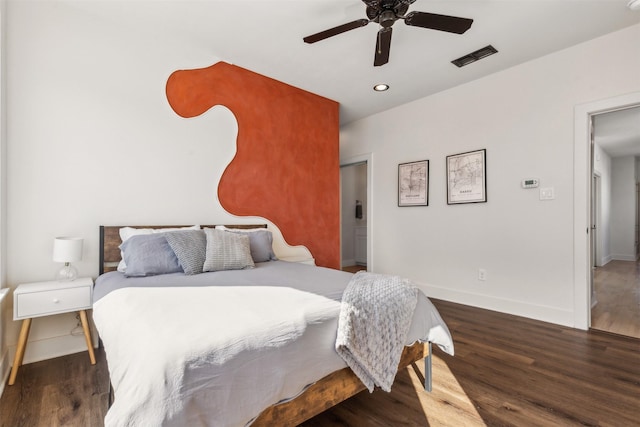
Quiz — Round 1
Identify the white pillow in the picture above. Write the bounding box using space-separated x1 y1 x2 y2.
117 225 200 272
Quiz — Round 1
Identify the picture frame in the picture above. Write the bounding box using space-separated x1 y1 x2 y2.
398 160 429 207
446 149 487 204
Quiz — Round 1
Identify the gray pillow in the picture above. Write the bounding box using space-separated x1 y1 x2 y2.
164 230 207 275
119 233 182 277
203 229 255 272
225 229 277 263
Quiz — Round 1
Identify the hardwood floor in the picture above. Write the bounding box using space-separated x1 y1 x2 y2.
0 348 110 427
2 299 638 427
591 259 640 338
342 264 367 273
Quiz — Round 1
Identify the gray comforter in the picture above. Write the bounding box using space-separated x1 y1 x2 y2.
93 261 454 426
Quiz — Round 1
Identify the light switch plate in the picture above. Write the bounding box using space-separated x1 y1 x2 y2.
540 187 555 200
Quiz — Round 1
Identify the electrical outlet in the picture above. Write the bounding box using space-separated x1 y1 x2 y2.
478 268 487 281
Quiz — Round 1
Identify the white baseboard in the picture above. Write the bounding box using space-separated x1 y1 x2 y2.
414 282 575 328
611 254 637 262
5 328 99 369
341 258 356 267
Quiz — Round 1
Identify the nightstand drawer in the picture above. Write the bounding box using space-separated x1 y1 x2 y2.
16 286 91 319
14 278 93 320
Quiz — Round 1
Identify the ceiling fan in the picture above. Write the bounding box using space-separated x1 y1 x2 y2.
303 0 473 67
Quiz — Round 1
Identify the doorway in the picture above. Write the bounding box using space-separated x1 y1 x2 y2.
340 154 373 272
573 92 640 331
588 103 640 338
340 162 367 271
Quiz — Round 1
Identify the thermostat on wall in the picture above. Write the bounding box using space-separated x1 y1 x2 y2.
521 178 539 189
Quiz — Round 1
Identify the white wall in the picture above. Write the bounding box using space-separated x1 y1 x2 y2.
610 156 637 261
340 24 640 327
2 1 308 365
0 0 8 394
4 2 639 368
593 143 612 265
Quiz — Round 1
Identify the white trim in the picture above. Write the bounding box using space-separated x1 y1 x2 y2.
611 254 638 262
341 258 356 267
573 91 640 330
340 153 374 271
416 282 574 327
6 331 98 366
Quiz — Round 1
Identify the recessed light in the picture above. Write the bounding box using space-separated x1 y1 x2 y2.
373 84 389 92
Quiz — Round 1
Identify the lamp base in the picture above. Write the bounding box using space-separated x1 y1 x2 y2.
56 263 78 281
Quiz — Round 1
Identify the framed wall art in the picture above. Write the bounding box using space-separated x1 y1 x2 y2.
398 160 429 207
446 149 487 204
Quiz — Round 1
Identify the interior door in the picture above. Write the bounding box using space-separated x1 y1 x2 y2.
591 175 596 268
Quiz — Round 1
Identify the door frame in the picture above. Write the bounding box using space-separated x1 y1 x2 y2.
591 172 601 269
573 91 640 329
590 172 601 309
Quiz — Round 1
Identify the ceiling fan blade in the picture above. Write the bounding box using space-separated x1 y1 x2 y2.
374 27 392 67
303 19 370 44
404 11 473 34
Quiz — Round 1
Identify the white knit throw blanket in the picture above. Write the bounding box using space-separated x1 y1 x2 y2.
336 271 418 392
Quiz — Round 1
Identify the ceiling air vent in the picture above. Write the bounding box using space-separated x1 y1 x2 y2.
452 45 498 68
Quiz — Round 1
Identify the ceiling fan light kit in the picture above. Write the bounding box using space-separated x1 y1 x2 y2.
303 0 473 67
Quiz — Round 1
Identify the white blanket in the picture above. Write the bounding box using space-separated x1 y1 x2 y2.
336 272 418 392
93 262 455 426
93 286 346 427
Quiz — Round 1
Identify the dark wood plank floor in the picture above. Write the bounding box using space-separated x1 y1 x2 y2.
2 299 639 426
0 345 110 427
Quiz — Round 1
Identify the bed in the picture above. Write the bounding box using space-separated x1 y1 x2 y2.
93 224 454 426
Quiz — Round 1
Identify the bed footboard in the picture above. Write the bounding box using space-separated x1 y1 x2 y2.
252 342 429 426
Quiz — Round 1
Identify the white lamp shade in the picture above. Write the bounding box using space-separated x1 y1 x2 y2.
53 237 83 263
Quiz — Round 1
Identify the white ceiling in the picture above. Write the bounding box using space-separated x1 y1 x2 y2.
67 0 640 125
593 106 640 158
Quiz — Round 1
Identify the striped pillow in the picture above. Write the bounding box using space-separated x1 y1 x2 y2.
165 230 207 275
203 229 255 272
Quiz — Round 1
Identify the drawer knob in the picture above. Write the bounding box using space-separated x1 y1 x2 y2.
52 298 60 304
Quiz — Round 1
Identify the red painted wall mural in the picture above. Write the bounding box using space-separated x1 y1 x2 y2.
166 62 340 269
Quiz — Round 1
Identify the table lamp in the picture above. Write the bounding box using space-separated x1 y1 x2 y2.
53 237 83 281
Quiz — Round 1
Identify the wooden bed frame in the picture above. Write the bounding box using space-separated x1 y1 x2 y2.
98 224 432 426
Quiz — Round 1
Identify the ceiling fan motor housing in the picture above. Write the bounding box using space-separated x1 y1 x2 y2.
366 0 413 25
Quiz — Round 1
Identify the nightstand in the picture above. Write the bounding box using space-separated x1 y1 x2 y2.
9 277 95 385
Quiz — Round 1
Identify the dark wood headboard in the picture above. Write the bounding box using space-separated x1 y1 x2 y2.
99 224 267 275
